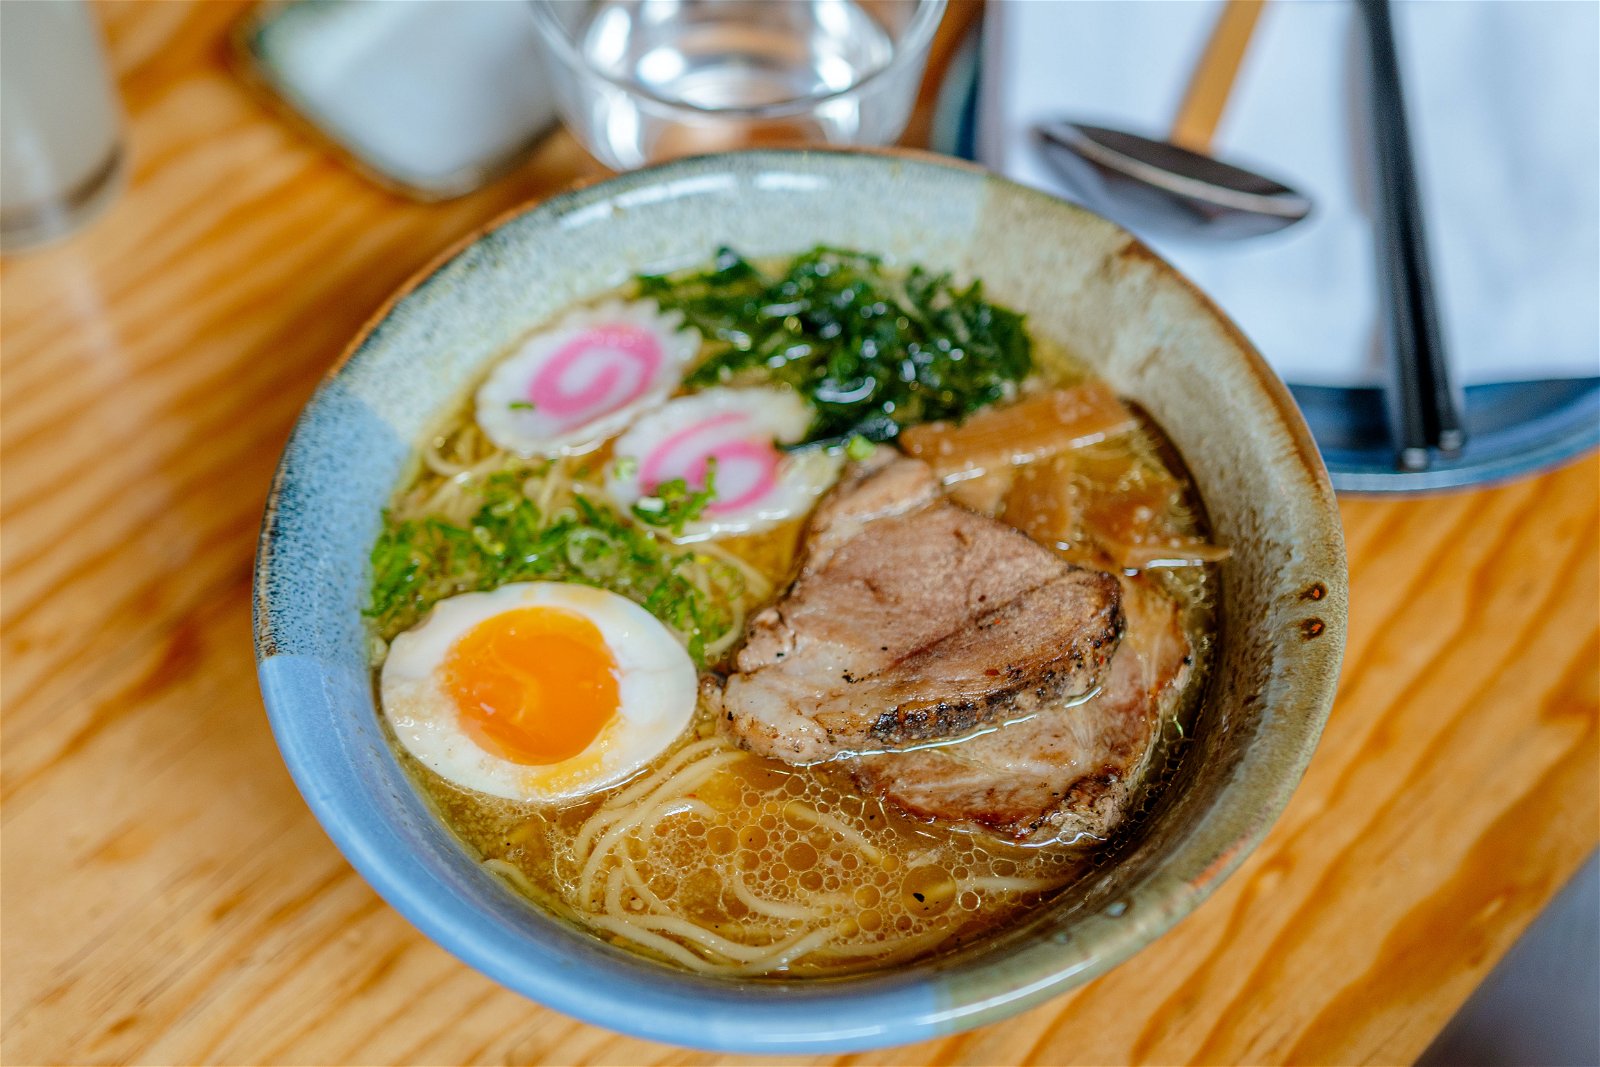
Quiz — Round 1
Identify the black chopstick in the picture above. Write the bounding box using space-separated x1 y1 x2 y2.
1357 0 1467 471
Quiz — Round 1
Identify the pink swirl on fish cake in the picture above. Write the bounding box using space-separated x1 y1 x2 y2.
528 325 663 433
638 412 780 515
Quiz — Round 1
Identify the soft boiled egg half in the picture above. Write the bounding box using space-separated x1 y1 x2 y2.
605 387 843 542
380 582 697 803
475 300 700 458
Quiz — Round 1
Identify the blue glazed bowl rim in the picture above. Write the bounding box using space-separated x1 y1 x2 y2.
254 148 1344 1053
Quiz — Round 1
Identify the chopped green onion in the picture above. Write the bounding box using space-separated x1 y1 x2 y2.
631 457 718 537
845 433 875 462
366 470 740 666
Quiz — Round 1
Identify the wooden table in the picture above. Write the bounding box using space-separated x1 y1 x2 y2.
3 4 1595 1064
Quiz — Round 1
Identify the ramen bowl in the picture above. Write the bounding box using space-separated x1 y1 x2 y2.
254 149 1345 1053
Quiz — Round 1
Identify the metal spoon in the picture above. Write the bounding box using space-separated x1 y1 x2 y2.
1035 0 1312 240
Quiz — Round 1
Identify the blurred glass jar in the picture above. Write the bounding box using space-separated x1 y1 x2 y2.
529 0 946 170
0 0 124 253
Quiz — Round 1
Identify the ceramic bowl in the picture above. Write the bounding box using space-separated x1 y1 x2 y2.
254 149 1346 1053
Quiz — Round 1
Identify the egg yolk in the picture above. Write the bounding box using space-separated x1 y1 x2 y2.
443 607 620 765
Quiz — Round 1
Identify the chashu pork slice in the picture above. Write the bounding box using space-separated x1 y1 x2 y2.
712 452 1124 765
850 576 1193 844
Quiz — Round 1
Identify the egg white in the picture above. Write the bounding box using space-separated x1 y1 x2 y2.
475 300 700 458
380 582 698 803
604 387 843 542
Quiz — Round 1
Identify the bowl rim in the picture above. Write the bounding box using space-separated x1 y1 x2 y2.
254 146 1347 1052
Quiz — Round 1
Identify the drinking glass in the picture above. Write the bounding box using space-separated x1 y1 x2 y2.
0 0 124 252
529 0 946 170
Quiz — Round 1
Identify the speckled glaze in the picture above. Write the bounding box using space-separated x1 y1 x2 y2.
254 149 1347 1053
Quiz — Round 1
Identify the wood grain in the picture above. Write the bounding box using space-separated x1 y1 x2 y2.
2 3 1595 1064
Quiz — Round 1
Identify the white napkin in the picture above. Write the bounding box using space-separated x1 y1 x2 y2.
979 0 1600 387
